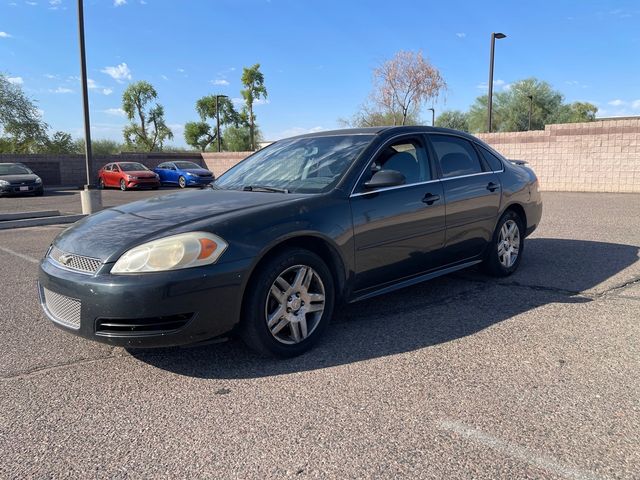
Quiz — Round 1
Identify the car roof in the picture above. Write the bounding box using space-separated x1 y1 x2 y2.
287 125 480 143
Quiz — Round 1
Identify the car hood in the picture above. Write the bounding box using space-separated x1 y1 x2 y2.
52 189 303 261
121 170 156 177
183 168 212 175
1 174 39 183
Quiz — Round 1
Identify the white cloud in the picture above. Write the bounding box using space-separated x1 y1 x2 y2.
455 32 466 38
44 73 58 79
255 98 270 106
608 99 625 106
0 32 12 38
87 78 98 89
140 0 147 4
211 79 230 86
277 126 324 139
632 100 640 110
177 68 185 73
49 0 61 8
114 0 126 6
7 76 23 85
160 74 168 80
102 88 113 95
51 87 73 94
101 63 132 83
476 79 508 90
25 1 38 5
167 123 184 134
104 108 126 117
231 97 244 107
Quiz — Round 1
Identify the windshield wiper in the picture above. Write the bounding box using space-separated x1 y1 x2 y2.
243 185 289 194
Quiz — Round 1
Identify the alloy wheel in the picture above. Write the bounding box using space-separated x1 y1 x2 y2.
265 264 326 345
497 219 520 268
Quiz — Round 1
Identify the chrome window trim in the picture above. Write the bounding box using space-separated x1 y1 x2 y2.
351 179 442 197
441 171 494 181
349 131 433 197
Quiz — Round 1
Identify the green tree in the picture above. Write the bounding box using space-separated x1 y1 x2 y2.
184 95 240 151
122 81 173 151
340 108 422 128
434 110 469 132
241 64 267 151
467 78 598 132
0 73 49 153
74 138 123 155
222 125 263 151
45 131 76 154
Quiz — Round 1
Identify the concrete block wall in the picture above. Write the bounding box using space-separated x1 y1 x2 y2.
477 119 640 193
201 152 253 178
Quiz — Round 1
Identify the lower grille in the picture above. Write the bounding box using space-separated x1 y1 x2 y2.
96 313 193 336
42 288 81 329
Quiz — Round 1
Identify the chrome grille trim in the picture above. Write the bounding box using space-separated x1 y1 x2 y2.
49 246 102 274
42 287 81 330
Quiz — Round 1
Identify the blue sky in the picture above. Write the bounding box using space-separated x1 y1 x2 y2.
1 0 639 146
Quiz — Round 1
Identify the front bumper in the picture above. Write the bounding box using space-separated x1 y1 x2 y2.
127 179 160 189
38 255 252 347
185 176 214 186
0 184 43 195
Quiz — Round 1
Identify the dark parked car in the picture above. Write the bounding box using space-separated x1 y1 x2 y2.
154 161 214 188
98 162 160 191
38 127 542 357
0 163 44 196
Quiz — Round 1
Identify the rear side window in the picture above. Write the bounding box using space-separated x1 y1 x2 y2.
430 135 483 178
478 145 504 171
103 164 112 171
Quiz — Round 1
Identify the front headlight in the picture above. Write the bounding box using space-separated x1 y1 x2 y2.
35 177 42 184
111 232 228 274
0 179 8 186
187 172 196 176
128 175 138 180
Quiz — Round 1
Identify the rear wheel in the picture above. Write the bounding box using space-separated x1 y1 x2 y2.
241 249 335 357
120 179 127 191
483 210 525 277
178 176 186 188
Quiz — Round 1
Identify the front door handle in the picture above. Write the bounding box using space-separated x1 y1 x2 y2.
422 193 440 205
487 181 499 192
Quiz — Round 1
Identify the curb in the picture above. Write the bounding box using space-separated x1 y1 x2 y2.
0 210 61 221
0 214 86 230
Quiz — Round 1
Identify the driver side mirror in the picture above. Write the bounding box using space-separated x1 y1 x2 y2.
364 169 406 189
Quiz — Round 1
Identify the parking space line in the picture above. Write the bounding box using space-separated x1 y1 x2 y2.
0 246 40 265
438 420 606 480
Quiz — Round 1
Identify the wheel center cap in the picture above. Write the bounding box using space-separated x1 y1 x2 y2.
289 297 302 311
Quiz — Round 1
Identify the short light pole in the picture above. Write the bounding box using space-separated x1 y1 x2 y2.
527 94 534 130
487 32 507 133
216 94 228 152
427 107 435 126
77 0 102 213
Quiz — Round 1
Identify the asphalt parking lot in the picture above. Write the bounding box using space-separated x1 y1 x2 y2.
1 191 639 479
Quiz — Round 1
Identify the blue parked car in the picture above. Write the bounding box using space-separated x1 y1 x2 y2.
153 161 215 188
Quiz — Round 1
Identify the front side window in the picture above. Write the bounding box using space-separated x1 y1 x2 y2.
119 162 149 172
215 135 374 194
103 164 112 172
430 135 483 178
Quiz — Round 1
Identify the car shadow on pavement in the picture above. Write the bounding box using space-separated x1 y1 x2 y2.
129 238 639 379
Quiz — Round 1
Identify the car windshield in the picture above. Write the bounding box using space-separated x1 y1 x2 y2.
0 164 32 175
119 162 148 172
215 135 374 193
174 162 202 170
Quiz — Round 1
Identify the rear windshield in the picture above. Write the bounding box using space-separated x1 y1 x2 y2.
0 164 32 175
119 162 149 171
174 162 202 170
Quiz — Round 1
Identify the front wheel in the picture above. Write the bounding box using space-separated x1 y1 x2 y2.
482 210 525 277
120 179 127 191
241 249 335 357
178 176 186 188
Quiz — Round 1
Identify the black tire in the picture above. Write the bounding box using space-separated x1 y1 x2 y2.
34 189 44 197
482 209 525 277
152 186 159 190
120 179 127 191
240 249 335 358
178 176 186 188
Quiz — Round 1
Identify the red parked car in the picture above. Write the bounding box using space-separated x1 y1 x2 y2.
98 162 160 191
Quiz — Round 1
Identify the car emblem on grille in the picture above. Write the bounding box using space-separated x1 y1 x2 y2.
58 254 73 266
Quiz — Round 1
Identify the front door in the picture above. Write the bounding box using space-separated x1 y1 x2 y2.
350 135 447 292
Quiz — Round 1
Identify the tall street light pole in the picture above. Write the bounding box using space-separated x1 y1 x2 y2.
487 32 507 133
427 108 435 126
216 95 228 153
527 95 534 131
77 0 101 213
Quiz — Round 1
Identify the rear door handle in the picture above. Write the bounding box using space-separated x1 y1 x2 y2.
422 193 440 205
487 181 499 192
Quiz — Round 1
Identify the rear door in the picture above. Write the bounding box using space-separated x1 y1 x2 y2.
427 134 501 262
350 135 446 292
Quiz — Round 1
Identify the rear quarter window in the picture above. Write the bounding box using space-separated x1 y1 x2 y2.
478 146 505 171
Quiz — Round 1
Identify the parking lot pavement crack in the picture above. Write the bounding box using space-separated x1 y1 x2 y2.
453 275 585 298
0 348 128 381
595 276 640 298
